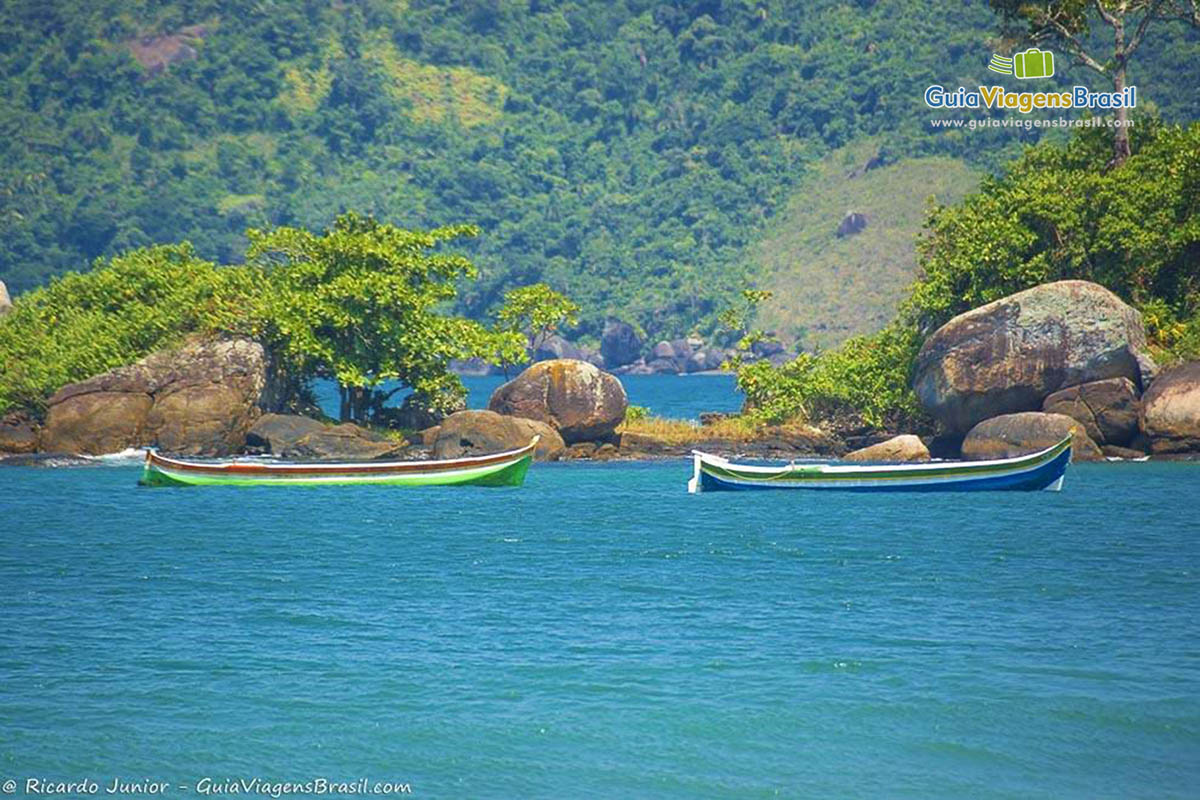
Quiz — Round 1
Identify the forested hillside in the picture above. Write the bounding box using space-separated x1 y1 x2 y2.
2 0 1198 341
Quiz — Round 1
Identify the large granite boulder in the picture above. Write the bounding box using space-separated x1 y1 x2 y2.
488 359 628 444
961 411 1102 462
600 318 643 368
1140 361 1200 453
532 333 585 363
914 281 1156 433
433 410 564 461
1042 377 1140 447
686 349 728 373
843 434 930 463
245 413 325 454
0 280 11 315
646 357 679 374
751 338 785 359
41 337 276 456
0 411 38 454
281 423 403 461
650 341 676 362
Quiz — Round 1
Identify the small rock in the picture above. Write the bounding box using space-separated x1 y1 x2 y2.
618 359 655 376
0 411 38 454
379 391 466 431
282 423 404 461
0 280 11 315
450 357 501 376
245 413 325 454
617 431 673 456
646 358 679 374
961 412 1102 462
1140 361 1200 454
601 319 643 368
594 442 619 460
532 333 585 363
843 434 930 463
1101 445 1148 460
433 409 564 461
651 341 675 361
1042 377 1140 446
836 212 868 238
751 339 785 358
562 442 598 460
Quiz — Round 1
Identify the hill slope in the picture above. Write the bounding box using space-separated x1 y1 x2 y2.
1 0 1197 342
753 140 978 350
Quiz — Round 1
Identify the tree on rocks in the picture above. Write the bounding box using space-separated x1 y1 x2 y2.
248 213 524 424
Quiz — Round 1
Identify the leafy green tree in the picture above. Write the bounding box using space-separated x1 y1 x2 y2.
247 212 522 423
989 0 1196 166
493 283 580 377
735 323 926 431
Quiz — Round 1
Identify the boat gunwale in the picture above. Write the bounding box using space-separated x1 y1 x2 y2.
146 436 539 476
692 436 1071 482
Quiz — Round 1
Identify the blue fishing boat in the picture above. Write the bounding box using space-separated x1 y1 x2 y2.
688 436 1071 493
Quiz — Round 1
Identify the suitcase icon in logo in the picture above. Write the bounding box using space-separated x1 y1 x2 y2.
1013 48 1054 79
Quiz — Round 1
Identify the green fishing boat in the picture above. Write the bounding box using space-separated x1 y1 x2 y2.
140 437 538 488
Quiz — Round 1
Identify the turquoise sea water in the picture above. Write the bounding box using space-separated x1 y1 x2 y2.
1 458 1198 798
313 373 741 421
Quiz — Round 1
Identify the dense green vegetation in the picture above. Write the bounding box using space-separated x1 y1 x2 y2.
0 216 527 419
2 0 1198 342
0 243 256 414
737 120 1200 431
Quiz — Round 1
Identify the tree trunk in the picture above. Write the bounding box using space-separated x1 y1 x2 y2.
339 385 349 423
1111 63 1131 167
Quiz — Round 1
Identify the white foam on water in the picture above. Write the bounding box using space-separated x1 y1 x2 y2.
93 447 147 463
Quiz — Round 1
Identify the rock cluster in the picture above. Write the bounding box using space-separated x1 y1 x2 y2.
615 337 738 375
913 281 1155 434
40 337 277 456
913 279 1200 460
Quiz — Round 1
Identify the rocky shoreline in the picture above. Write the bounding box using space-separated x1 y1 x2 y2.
3 280 1199 467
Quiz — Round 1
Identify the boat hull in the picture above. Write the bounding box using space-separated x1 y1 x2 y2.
689 437 1071 493
139 439 536 488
